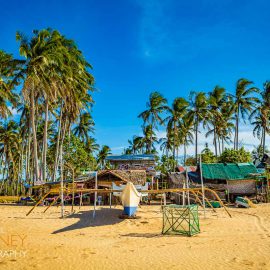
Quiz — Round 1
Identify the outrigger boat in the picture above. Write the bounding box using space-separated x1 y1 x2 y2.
121 182 141 216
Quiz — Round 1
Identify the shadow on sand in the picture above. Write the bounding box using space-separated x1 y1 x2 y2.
52 207 124 234
121 233 162 238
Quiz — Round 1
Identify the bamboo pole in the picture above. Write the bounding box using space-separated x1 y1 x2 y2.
43 195 60 213
93 171 97 218
199 154 206 218
26 191 51 216
196 190 216 213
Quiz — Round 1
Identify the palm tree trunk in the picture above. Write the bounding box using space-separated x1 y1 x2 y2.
218 137 221 155
213 127 217 157
42 99 49 182
53 103 63 182
30 88 39 182
173 122 176 160
235 106 239 150
59 116 67 218
195 119 198 162
263 126 266 156
184 144 187 166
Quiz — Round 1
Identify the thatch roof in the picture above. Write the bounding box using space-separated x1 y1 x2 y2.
98 170 146 185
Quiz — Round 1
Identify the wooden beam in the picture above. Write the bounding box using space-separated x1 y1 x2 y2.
26 191 51 216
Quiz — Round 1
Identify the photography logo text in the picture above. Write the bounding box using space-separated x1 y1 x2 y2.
0 229 27 258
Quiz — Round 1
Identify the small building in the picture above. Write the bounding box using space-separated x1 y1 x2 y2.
200 163 260 201
106 154 155 172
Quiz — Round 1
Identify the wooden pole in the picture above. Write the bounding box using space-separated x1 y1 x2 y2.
196 191 216 212
109 192 112 209
26 191 51 216
199 154 206 218
79 192 82 209
71 168 75 213
186 166 190 206
43 195 60 213
93 171 97 218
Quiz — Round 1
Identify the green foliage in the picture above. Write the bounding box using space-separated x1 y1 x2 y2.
63 134 96 172
185 156 197 166
218 147 252 163
201 147 217 163
156 155 177 174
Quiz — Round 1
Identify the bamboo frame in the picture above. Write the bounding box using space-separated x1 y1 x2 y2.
43 195 60 213
26 191 51 216
26 187 232 218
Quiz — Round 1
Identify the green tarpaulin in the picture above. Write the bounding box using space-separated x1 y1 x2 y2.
202 163 257 181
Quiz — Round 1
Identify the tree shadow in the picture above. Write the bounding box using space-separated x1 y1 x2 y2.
52 207 124 234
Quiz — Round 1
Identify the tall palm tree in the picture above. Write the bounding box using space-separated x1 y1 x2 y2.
85 136 100 153
250 81 270 154
188 91 209 161
0 50 21 119
73 112 95 143
159 132 174 157
207 86 226 156
163 97 189 160
97 145 111 169
178 115 194 165
231 78 259 150
141 125 158 154
138 91 168 152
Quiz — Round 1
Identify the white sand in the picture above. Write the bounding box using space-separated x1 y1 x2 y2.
0 204 269 269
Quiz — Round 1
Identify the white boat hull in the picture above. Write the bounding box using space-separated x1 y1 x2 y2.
121 182 141 216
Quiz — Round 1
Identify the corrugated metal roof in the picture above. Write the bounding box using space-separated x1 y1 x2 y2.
202 163 258 180
106 154 155 161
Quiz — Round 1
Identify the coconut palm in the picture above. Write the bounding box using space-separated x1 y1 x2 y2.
97 145 111 169
188 91 209 161
207 86 226 156
159 132 174 157
0 50 21 119
250 81 270 154
138 91 168 152
85 137 100 153
178 115 194 165
163 97 189 160
73 112 95 143
141 125 158 154
231 78 259 150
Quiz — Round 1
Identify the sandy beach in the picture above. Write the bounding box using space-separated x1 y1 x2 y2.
0 204 269 270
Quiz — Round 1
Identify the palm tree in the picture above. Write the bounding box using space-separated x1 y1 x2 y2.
0 121 21 194
97 145 111 169
73 112 95 143
163 97 189 160
159 132 174 157
141 125 158 154
138 92 168 152
85 137 99 153
207 86 226 156
250 81 270 154
0 50 21 119
231 78 259 150
188 91 209 161
178 115 194 165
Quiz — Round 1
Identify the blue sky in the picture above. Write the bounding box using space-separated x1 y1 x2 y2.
1 0 270 154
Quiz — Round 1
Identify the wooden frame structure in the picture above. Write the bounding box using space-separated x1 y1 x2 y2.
26 187 232 218
162 204 200 236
